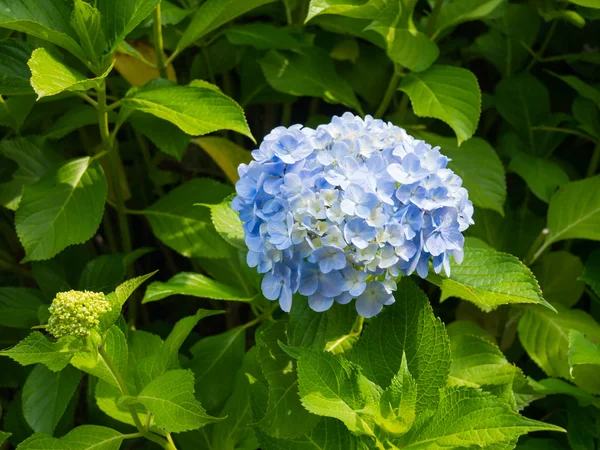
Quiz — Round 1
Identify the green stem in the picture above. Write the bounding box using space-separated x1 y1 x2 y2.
526 20 557 73
586 142 600 178
134 130 165 197
426 0 444 39
153 4 168 79
396 94 410 124
375 67 402 119
75 92 98 107
530 125 593 140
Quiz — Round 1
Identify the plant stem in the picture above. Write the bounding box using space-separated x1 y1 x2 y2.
586 142 600 178
426 0 444 39
153 4 168 79
530 125 592 140
375 67 402 119
134 129 165 197
526 20 557 73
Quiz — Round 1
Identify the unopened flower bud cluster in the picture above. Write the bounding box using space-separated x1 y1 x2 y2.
47 290 111 338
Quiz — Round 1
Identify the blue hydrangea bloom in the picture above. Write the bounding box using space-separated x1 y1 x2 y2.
233 113 474 318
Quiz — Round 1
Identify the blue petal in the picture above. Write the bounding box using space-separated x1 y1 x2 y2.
355 294 383 318
308 294 334 312
261 272 282 301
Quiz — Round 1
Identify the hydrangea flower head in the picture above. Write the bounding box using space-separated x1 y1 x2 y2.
233 113 474 318
47 290 111 338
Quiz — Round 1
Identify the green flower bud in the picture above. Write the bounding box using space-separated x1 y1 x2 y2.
47 290 111 339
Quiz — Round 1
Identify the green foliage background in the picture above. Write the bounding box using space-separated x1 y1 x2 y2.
0 0 599 449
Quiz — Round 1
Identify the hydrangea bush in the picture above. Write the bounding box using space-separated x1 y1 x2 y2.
234 113 473 316
0 0 598 449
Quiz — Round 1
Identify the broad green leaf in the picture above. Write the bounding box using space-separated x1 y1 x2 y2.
288 300 357 352
193 137 251 184
97 0 160 52
509 152 569 203
121 80 254 143
199 195 246 250
254 321 320 438
188 327 245 412
16 425 124 450
225 23 311 50
416 132 505 215
0 432 10 446
432 0 506 38
70 0 106 68
393 387 563 448
448 333 519 388
95 380 147 428
349 278 450 413
44 104 107 140
580 250 600 297
376 353 417 436
121 369 220 433
27 48 113 99
568 0 600 6
143 272 252 304
71 326 127 390
144 179 235 258
135 309 223 390
567 403 596 450
129 112 189 161
77 254 125 294
0 39 33 95
543 175 600 248
260 48 362 113
0 95 36 133
398 65 481 144
573 97 600 140
549 71 600 109
495 74 550 153
194 251 261 297
0 332 82 372
568 330 600 395
385 29 439 73
296 349 381 436
0 0 86 63
518 304 600 384
305 0 383 22
426 247 553 312
0 288 44 328
533 252 584 308
100 272 156 331
528 377 597 407
256 417 360 449
176 0 277 53
15 157 107 262
22 364 80 433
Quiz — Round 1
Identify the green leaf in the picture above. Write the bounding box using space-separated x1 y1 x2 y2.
129 111 190 161
143 272 252 304
44 104 107 140
398 65 481 144
426 247 553 312
393 387 563 448
509 152 569 203
549 71 600 109
580 250 600 297
573 97 600 140
349 278 451 414
296 349 381 436
432 0 506 38
0 432 10 446
193 137 252 184
15 157 107 262
188 326 245 412
135 309 223 389
528 377 597 407
176 0 277 53
518 304 600 384
144 178 235 258
495 74 550 153
0 288 44 328
199 195 246 250
0 94 36 133
533 252 585 308
568 330 600 395
97 0 159 52
122 80 254 144
567 403 596 450
0 0 87 63
70 0 106 68
305 0 383 22
22 364 80 433
256 417 361 450
541 175 600 249
416 132 506 215
254 321 320 438
27 48 113 99
225 23 311 50
385 29 439 73
376 352 417 436
77 254 125 294
568 0 600 6
0 39 33 95
0 332 82 372
16 425 124 450
70 326 127 390
260 48 362 113
100 272 156 331
121 369 220 433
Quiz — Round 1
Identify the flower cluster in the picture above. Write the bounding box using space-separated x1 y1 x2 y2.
233 113 473 318
47 290 111 338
